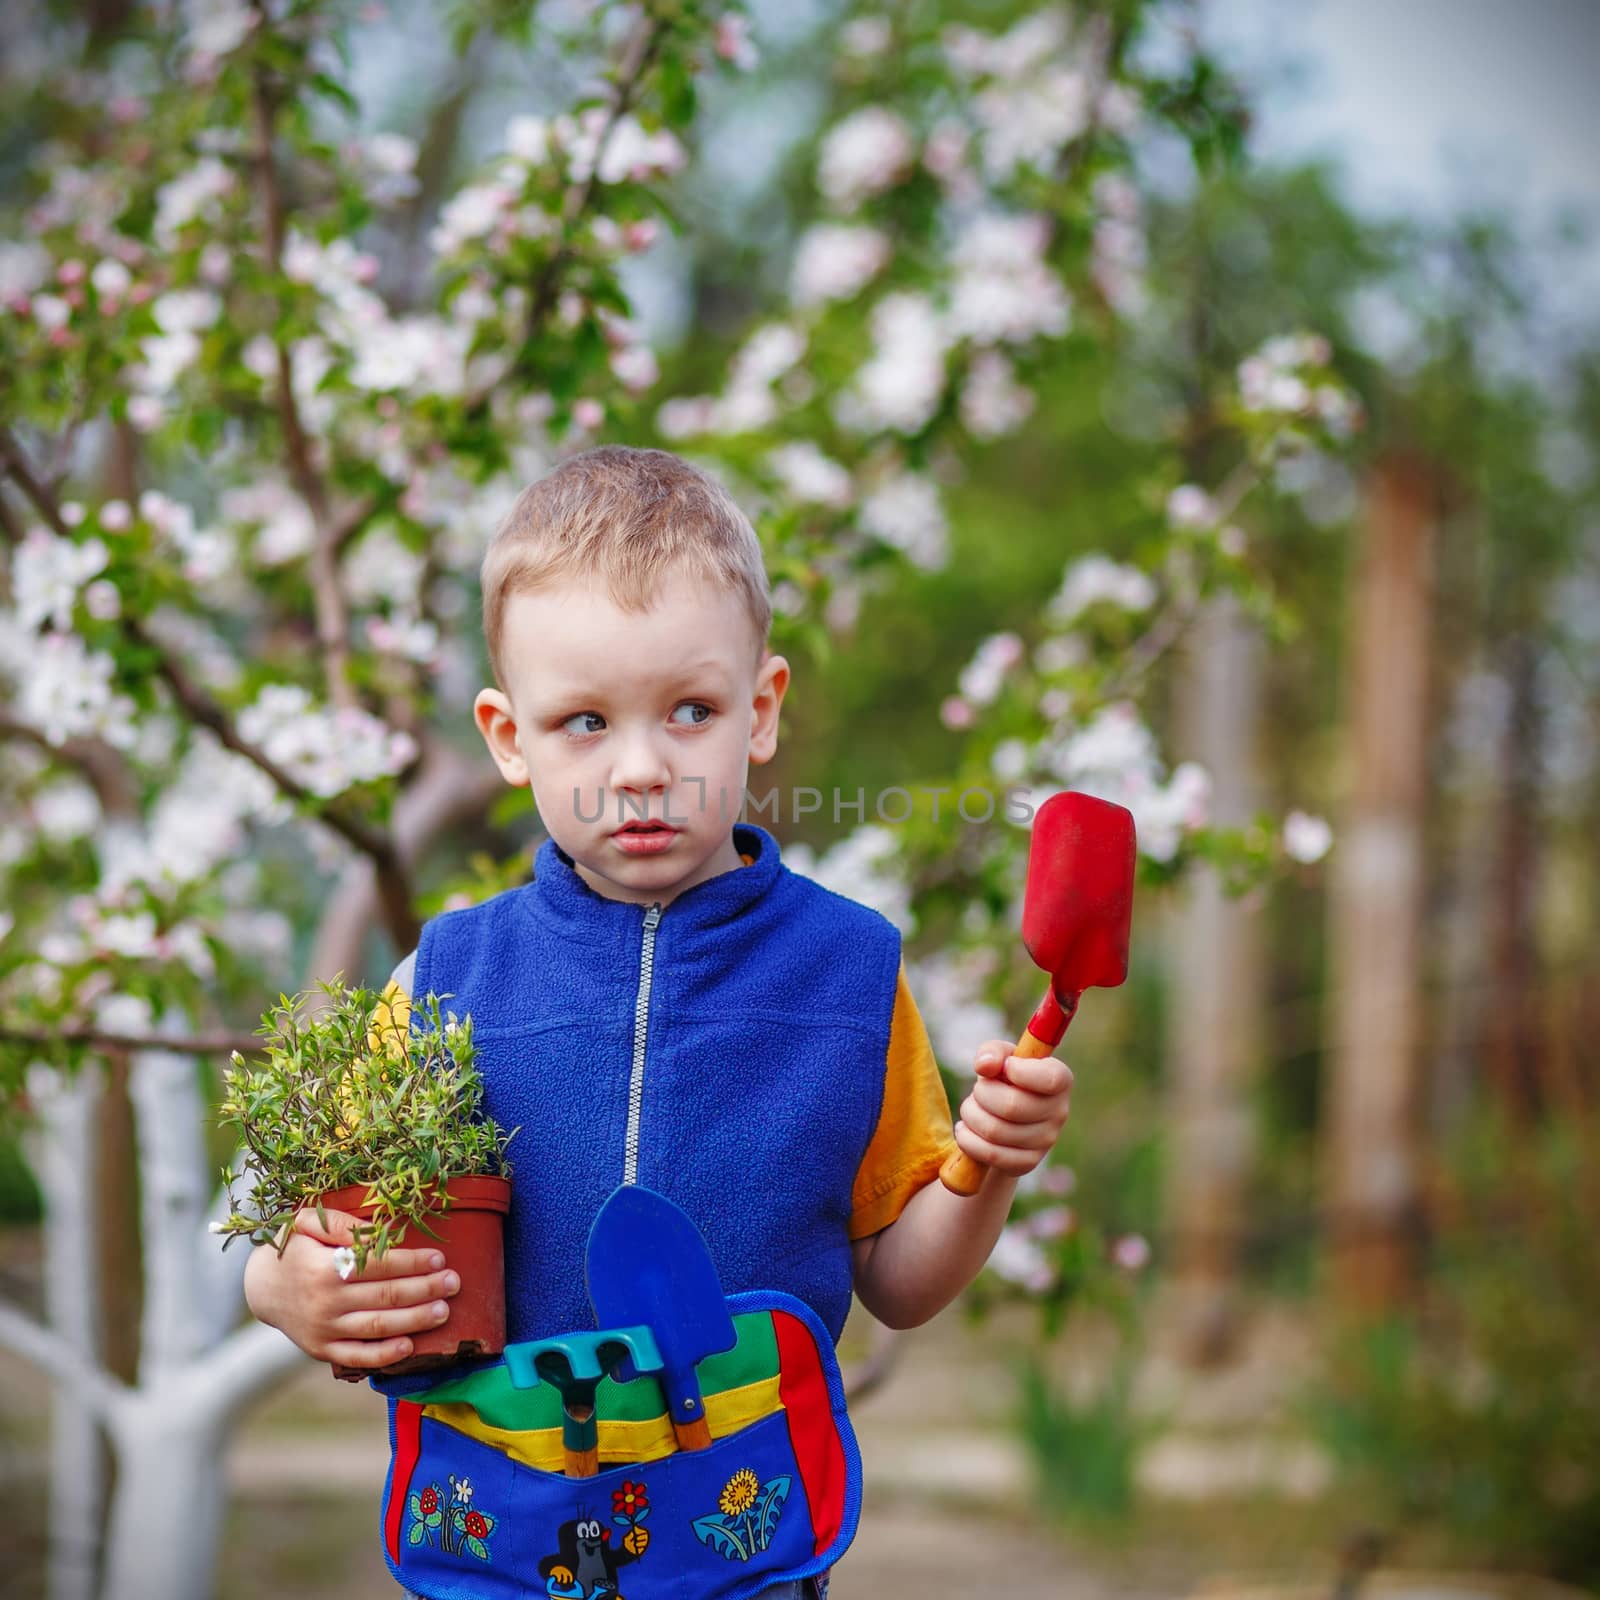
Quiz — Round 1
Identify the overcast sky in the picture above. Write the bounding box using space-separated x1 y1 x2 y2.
1199 0 1600 232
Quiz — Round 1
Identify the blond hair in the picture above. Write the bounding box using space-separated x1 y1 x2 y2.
480 445 773 687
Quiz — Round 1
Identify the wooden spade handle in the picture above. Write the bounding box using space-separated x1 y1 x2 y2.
938 986 1079 1198
672 1414 713 1451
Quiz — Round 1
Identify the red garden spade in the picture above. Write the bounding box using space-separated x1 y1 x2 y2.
939 789 1137 1197
586 1185 737 1453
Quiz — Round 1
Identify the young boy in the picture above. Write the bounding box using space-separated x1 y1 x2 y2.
243 445 1075 1599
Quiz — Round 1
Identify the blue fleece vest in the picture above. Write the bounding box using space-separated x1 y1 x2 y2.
411 822 901 1348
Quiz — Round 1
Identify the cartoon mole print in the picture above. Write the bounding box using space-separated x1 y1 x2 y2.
539 1511 650 1599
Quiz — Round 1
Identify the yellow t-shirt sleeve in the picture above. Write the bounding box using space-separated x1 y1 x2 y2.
849 959 960 1240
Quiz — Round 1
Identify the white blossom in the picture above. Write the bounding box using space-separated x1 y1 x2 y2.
1238 332 1335 416
13 530 110 632
0 241 51 300
1049 556 1156 624
1166 484 1218 531
714 13 758 70
1282 810 1333 863
429 183 512 256
32 778 101 843
237 684 417 799
946 213 1070 346
959 350 1034 439
342 525 427 608
841 16 892 56
136 329 201 394
220 481 316 567
986 1224 1056 1292
783 824 912 932
948 8 1096 181
505 115 550 165
958 631 1024 708
816 107 915 212
94 910 160 958
184 0 255 57
858 472 948 569
91 258 132 299
152 289 222 333
905 946 1006 1072
558 109 685 186
361 132 420 204
153 157 235 247
1133 761 1211 862
31 294 71 332
95 992 154 1035
836 292 949 436
789 224 891 308
331 1247 358 1281
16 632 136 749
766 442 853 509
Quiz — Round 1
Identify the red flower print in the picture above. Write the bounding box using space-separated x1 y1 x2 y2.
464 1510 489 1540
612 1479 649 1518
419 1486 439 1515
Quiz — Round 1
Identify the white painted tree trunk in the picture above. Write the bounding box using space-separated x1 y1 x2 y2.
99 1325 305 1600
23 1062 109 1600
1326 457 1435 1309
1166 595 1266 1366
0 741 501 1598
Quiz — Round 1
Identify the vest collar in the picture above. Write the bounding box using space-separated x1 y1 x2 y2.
528 822 782 940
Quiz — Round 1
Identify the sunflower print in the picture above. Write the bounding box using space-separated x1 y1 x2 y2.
692 1467 792 1562
718 1469 760 1518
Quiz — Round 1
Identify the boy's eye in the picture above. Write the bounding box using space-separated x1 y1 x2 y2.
671 701 713 727
561 711 605 736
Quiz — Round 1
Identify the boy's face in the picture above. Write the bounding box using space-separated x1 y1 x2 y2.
474 570 789 907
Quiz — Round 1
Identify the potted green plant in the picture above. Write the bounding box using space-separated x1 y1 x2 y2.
214 979 518 1379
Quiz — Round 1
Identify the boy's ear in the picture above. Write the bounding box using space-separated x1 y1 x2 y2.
748 652 790 766
474 688 530 786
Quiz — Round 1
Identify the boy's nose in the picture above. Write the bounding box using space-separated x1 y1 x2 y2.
610 743 674 809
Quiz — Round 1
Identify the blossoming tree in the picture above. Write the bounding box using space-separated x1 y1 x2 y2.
0 1 1352 1595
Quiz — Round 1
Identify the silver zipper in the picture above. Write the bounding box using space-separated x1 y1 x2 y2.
622 901 663 1185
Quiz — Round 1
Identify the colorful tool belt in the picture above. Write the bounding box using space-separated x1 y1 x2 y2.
371 1290 861 1600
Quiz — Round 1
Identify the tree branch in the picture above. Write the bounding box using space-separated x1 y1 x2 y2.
0 429 71 537
127 619 421 948
0 426 421 949
249 21 356 709
0 711 141 815
0 484 24 546
304 736 505 983
0 1022 263 1058
0 1299 126 1417
190 1318 311 1424
522 14 669 343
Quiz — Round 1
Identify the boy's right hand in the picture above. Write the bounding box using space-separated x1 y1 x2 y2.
242 1207 461 1371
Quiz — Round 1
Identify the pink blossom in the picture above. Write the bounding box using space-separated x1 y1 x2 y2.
940 695 975 730
1111 1234 1151 1273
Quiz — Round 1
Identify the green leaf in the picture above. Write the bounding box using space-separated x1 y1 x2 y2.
466 1535 489 1561
408 1522 425 1546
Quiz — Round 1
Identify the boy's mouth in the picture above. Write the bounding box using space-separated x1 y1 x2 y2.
612 819 680 855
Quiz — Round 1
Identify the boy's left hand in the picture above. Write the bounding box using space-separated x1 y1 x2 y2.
953 1039 1074 1178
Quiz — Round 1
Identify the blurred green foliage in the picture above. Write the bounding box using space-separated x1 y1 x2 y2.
1305 1111 1600 1585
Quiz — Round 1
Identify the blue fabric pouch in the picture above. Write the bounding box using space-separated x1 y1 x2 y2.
370 1290 861 1600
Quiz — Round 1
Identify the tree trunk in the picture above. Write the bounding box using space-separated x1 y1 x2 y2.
1485 634 1544 1120
1325 455 1436 1311
1166 594 1266 1365
23 1064 109 1600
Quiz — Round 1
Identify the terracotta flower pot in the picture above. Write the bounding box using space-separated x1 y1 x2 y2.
321 1173 511 1382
